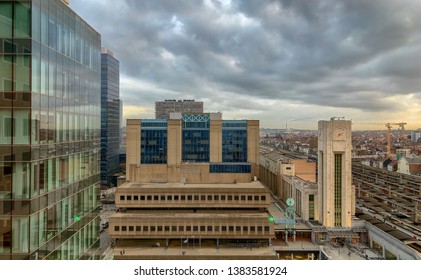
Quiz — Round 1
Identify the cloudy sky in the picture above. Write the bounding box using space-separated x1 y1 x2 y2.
70 0 421 130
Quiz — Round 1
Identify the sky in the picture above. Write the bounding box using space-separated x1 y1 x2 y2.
70 0 421 130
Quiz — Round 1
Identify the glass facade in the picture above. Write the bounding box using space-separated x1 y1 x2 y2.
0 0 101 260
334 153 342 227
222 120 247 162
100 50 120 186
140 120 167 164
209 163 251 173
182 115 210 162
309 194 314 220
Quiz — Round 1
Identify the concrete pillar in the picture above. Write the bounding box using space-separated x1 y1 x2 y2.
210 120 222 162
126 120 141 182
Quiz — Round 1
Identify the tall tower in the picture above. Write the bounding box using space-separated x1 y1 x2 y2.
317 118 352 228
100 48 120 186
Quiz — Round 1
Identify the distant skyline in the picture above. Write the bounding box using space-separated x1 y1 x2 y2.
70 0 421 130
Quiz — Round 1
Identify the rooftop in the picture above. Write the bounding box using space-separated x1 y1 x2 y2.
118 181 267 190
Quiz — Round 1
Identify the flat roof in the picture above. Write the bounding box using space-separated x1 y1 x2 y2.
118 181 267 190
111 210 269 219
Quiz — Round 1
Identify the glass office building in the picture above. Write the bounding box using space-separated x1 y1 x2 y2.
100 48 120 186
0 0 101 259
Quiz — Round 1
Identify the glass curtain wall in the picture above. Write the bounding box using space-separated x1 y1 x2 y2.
0 0 101 260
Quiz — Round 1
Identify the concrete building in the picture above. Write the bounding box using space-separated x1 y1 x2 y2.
411 129 421 143
110 113 275 259
0 0 101 259
397 156 421 175
318 118 354 228
100 48 120 186
155 99 203 119
125 113 259 183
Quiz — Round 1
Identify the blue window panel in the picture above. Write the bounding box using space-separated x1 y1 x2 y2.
141 119 167 128
209 164 251 173
182 129 210 162
222 120 247 128
222 129 247 162
140 128 167 164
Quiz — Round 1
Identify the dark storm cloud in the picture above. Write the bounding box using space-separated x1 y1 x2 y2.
71 0 421 121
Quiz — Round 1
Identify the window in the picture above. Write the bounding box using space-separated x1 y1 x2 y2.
178 226 184 231
160 195 165 201
243 226 248 232
154 195 159 200
181 195 186 200
140 196 145 201
221 226 227 231
129 226 134 232
127 196 132 201
241 195 246 201
264 226 269 232
221 195 226 200
187 195 192 201
193 226 198 231
133 196 139 201
334 154 342 227
214 195 219 201
135 226 141 231
234 195 239 201
248 195 253 201
236 226 241 232
186 226 191 231
150 226 155 231
207 226 212 231
143 226 148 231
228 195 232 201
207 195 212 201
165 226 170 232
261 195 266 201
210 164 251 173
250 226 255 232
257 226 262 232
114 226 119 231
201 195 206 200
309 194 315 220
200 226 205 231
194 195 199 200
174 195 179 201
171 226 177 232
182 126 210 162
119 196 125 200
157 226 162 231
229 226 234 232
140 122 167 164
167 195 172 201
222 123 247 162
121 226 127 231
254 195 259 201
147 195 152 200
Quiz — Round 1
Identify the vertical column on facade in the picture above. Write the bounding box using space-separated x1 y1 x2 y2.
247 120 260 177
126 120 141 182
210 119 222 162
167 119 182 182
